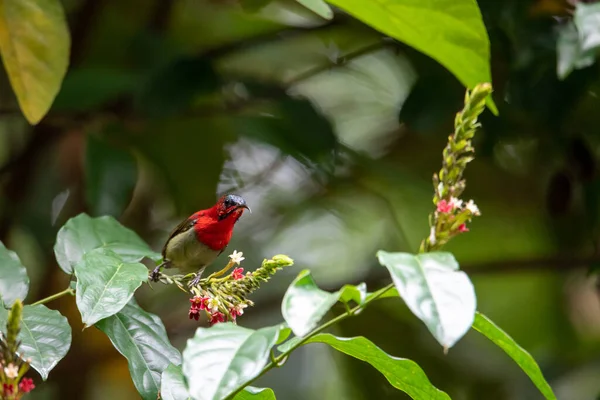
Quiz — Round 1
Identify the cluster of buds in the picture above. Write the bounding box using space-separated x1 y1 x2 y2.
421 83 491 252
187 251 294 325
1 300 35 399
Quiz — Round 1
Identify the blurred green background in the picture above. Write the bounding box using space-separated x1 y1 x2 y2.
1 0 600 398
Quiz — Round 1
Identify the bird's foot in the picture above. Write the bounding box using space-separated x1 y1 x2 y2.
149 261 169 282
188 273 202 288
149 268 161 282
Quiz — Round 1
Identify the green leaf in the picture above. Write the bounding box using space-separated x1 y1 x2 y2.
85 133 137 218
276 326 292 345
234 96 337 170
0 0 70 124
182 323 280 400
556 21 596 80
135 55 220 117
376 251 476 349
472 312 557 400
0 304 71 380
325 0 493 109
240 0 272 12
281 270 339 337
96 301 182 400
294 0 333 19
160 364 191 400
339 282 367 305
74 248 148 327
234 386 277 400
305 334 450 400
574 2 600 53
0 241 29 306
127 118 227 212
54 213 161 274
53 67 138 112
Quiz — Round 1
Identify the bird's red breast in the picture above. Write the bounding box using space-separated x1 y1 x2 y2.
191 207 239 251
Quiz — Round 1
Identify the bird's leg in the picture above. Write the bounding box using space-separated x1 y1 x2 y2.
150 260 170 282
188 273 203 288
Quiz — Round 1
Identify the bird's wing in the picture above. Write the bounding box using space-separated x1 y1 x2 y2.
162 217 196 258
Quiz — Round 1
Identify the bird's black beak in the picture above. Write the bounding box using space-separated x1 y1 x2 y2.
240 204 251 214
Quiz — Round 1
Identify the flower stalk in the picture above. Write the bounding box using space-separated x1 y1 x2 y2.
0 300 35 399
155 253 294 325
420 83 491 252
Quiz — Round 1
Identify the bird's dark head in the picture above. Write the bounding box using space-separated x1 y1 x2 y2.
216 194 250 221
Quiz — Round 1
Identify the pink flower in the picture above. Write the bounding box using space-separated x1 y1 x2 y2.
209 312 226 326
232 268 244 280
437 200 453 213
3 383 14 396
19 378 35 393
458 223 469 233
229 303 248 319
189 296 209 311
188 307 200 321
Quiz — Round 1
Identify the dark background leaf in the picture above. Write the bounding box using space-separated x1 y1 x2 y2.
85 131 137 218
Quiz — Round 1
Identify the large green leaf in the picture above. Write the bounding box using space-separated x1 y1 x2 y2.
159 364 276 400
574 2 600 54
160 364 191 400
85 133 137 218
135 55 220 117
472 312 557 400
556 21 596 80
556 2 600 79
376 251 476 349
182 323 280 400
325 0 493 108
96 301 182 400
52 67 138 112
0 304 71 380
54 213 161 274
126 118 227 212
305 334 450 400
74 248 148 327
234 386 277 400
281 270 340 337
0 0 70 124
294 0 333 19
0 241 29 306
234 96 337 170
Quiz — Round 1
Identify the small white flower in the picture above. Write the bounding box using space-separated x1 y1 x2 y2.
4 363 18 379
206 297 220 313
450 197 463 209
429 226 436 245
229 250 245 265
465 200 480 216
234 303 247 316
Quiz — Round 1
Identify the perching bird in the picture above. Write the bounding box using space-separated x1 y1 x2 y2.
150 194 250 286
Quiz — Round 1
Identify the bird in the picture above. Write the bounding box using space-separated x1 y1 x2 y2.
150 194 250 286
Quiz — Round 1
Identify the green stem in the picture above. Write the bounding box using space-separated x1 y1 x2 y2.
31 287 75 306
225 283 395 399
